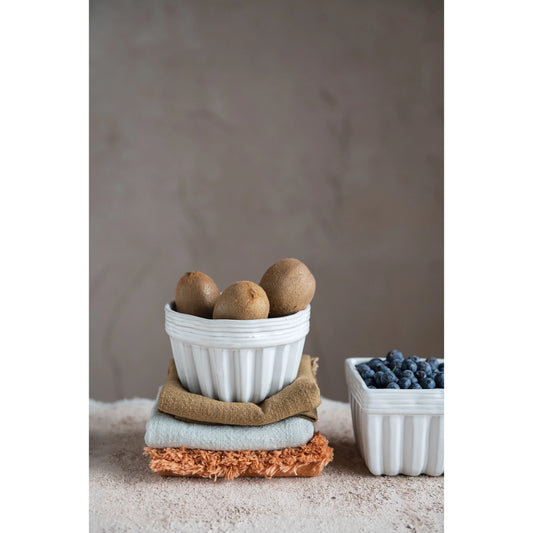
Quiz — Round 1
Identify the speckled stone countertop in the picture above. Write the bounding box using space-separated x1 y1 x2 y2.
90 396 443 532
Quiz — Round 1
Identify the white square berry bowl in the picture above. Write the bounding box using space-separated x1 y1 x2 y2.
345 357 444 476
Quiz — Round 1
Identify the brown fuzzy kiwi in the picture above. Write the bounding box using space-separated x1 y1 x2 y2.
175 271 220 318
259 258 316 317
213 281 270 320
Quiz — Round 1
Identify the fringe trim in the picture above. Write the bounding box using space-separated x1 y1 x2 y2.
143 432 333 480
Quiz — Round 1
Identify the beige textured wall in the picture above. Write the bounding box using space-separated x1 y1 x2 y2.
90 0 443 402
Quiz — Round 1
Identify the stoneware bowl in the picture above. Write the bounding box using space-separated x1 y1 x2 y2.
345 357 444 476
165 302 311 403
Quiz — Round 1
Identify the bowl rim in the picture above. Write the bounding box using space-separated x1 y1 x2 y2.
345 357 443 414
347 356 444 392
165 301 311 326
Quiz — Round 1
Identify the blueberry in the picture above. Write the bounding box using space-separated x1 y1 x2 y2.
374 371 396 388
387 359 402 372
417 361 433 375
386 350 404 363
357 364 375 380
386 349 402 357
382 368 399 382
438 362 444 372
401 359 417 373
368 358 385 371
393 368 403 378
398 377 412 389
434 373 444 388
408 355 420 363
415 370 427 381
420 377 436 389
364 377 375 387
367 385 377 389
401 370 415 380
386 382 400 389
409 382 422 389
426 357 439 371
373 371 385 386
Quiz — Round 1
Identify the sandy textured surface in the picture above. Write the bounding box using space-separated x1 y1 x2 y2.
90 397 443 532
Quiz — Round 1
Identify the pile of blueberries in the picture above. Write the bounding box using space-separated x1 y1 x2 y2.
356 350 444 389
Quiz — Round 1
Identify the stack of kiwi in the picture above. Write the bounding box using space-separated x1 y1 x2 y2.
174 258 316 320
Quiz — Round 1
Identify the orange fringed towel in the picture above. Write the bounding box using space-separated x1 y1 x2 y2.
144 432 333 480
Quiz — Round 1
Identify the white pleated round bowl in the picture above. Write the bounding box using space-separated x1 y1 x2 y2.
164 302 311 403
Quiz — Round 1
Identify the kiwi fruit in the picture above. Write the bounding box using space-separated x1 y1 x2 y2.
213 281 270 320
259 258 316 317
175 271 220 318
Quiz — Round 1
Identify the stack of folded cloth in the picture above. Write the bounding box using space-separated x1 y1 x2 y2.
144 355 333 480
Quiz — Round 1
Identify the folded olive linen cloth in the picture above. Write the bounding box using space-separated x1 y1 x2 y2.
144 432 334 480
158 355 321 426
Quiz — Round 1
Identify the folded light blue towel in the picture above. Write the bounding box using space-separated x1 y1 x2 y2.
145 388 315 450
